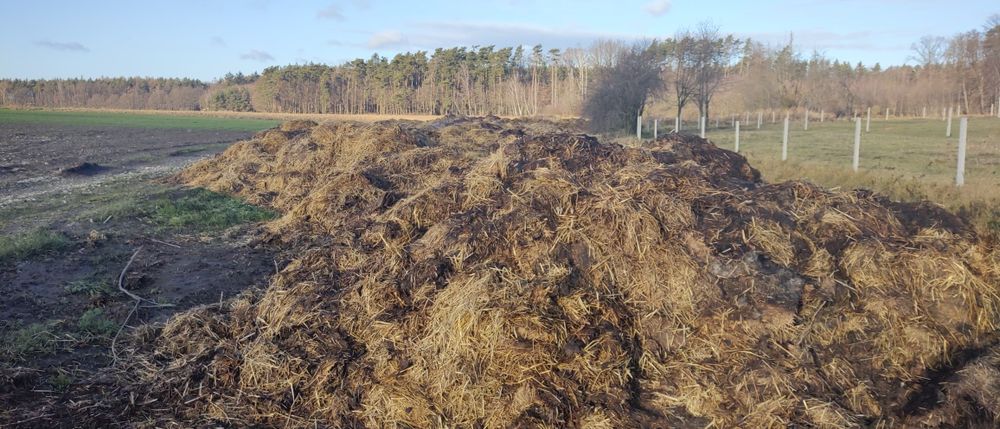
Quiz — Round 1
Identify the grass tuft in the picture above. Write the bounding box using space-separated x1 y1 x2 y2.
0 228 71 262
0 322 59 360
65 278 117 298
77 308 118 337
147 188 276 231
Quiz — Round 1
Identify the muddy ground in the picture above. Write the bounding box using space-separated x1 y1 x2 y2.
0 122 281 426
0 122 253 207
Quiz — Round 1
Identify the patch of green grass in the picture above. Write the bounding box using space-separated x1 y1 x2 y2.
49 372 73 392
146 188 276 231
0 322 59 360
65 278 117 298
699 117 1000 231
0 228 71 262
76 309 117 337
0 108 279 131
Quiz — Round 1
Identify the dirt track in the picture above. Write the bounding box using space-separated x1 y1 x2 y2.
0 123 253 206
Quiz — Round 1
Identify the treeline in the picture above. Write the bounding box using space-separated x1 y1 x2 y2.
0 78 207 110
717 21 1000 119
1 16 997 121
246 46 589 116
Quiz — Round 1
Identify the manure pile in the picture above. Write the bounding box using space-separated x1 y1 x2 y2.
128 117 1000 427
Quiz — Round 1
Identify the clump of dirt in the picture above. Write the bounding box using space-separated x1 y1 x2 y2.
110 117 1000 427
60 162 109 176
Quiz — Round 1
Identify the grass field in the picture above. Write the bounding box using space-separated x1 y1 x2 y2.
696 116 1000 231
0 108 282 131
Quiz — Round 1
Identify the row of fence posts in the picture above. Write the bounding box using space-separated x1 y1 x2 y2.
637 109 980 187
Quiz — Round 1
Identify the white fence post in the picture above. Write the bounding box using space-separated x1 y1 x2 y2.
804 109 809 130
757 111 762 129
866 107 871 133
946 107 953 137
820 109 824 123
782 114 789 161
653 119 658 139
700 116 706 138
715 118 719 128
853 118 862 172
923 106 927 118
956 117 967 186
991 104 995 117
885 107 889 121
637 115 642 139
675 116 680 132
735 121 741 153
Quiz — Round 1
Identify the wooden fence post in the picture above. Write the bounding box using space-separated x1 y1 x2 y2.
946 107 953 137
853 118 862 172
782 114 789 161
735 121 740 153
956 117 967 186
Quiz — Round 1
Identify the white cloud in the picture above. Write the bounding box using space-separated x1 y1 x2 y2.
240 49 275 61
367 30 405 49
741 30 911 52
317 3 345 20
644 0 671 16
361 22 630 52
35 40 89 52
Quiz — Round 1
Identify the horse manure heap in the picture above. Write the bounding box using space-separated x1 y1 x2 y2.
117 117 998 427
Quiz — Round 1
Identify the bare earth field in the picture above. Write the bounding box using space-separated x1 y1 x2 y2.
0 122 257 206
0 112 284 426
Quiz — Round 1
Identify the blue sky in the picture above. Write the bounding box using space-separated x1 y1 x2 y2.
1 0 995 81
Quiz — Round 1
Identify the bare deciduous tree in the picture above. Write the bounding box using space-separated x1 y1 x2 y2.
910 35 946 67
582 41 662 133
689 23 740 122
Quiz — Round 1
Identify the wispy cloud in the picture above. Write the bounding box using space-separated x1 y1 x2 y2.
240 49 275 61
317 3 345 20
210 36 226 47
742 30 911 52
367 30 405 49
364 22 630 51
643 0 671 16
35 40 89 52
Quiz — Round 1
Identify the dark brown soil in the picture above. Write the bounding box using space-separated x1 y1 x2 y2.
0 122 252 204
0 121 279 428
